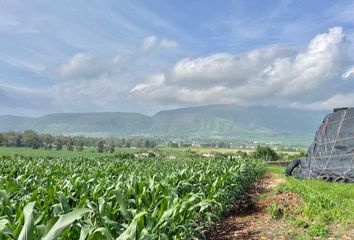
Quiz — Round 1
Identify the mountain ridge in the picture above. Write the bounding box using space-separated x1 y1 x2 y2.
0 104 327 141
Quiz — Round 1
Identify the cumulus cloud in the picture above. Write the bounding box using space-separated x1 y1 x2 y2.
55 35 178 81
49 34 178 110
54 52 125 80
131 27 354 109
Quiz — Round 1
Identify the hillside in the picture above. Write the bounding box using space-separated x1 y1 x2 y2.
21 112 152 136
0 104 326 141
152 105 324 136
0 115 33 132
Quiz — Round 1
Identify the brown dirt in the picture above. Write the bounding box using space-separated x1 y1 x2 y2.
205 173 295 240
204 173 354 240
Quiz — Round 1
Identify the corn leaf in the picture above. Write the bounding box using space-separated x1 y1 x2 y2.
18 202 35 240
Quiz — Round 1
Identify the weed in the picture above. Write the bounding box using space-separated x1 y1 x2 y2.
308 221 328 238
267 203 284 219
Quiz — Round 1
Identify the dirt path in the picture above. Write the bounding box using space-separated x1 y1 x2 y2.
205 173 300 240
205 173 354 240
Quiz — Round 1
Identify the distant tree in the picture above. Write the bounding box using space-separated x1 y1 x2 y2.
42 134 53 150
4 131 22 147
252 145 279 161
168 141 179 148
97 140 105 153
77 141 84 152
22 130 41 149
54 137 64 151
144 138 157 148
67 138 74 151
217 141 227 148
115 138 123 148
0 130 162 151
108 141 115 153
22 130 35 147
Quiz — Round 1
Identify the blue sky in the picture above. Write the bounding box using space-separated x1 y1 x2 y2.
1 0 354 116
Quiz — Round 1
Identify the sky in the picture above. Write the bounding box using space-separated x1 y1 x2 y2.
1 0 354 116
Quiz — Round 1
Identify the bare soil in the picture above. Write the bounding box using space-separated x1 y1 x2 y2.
204 173 354 240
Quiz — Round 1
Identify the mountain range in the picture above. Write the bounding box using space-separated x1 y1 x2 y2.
0 104 327 143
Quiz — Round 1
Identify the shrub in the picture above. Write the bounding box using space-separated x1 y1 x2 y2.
252 145 279 161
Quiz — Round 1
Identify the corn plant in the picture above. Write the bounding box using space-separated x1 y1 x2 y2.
0 155 264 239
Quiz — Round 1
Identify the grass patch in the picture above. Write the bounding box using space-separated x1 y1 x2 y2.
278 177 354 225
267 166 354 239
267 165 286 174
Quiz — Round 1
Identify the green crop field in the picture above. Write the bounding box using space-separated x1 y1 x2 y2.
0 155 264 239
0 147 140 159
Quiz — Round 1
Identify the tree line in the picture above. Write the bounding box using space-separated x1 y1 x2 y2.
0 130 157 152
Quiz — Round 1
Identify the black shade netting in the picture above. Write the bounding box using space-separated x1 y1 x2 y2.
295 108 354 182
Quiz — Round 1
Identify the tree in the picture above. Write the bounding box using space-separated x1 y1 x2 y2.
97 140 105 153
22 130 41 149
143 138 157 148
42 134 53 150
0 132 4 146
4 131 22 147
54 137 64 151
115 138 124 147
108 141 115 153
67 138 74 151
252 145 279 161
168 141 179 148
77 141 84 152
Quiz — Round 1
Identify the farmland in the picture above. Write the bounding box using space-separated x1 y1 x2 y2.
0 146 137 159
1 147 353 239
0 154 264 239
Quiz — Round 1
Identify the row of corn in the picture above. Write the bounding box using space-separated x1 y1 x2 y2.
0 156 264 239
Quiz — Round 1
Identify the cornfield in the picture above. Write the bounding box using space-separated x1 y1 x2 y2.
0 155 264 239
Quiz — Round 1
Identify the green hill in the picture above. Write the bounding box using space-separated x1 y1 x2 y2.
0 115 33 132
152 105 325 136
0 104 327 140
22 112 152 136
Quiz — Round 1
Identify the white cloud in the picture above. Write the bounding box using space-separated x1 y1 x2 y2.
55 35 178 81
165 45 293 89
141 35 178 52
49 34 178 110
131 27 354 110
50 76 129 108
141 35 158 52
342 66 354 79
54 50 153 83
160 39 178 48
57 53 93 78
297 93 354 110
